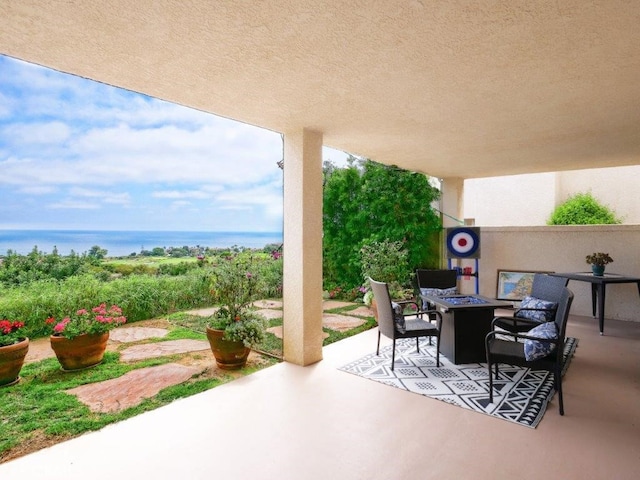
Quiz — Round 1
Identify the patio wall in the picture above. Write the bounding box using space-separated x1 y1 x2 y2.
456 225 640 322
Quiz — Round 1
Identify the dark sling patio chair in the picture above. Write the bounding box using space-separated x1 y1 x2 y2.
485 286 574 415
369 277 443 371
493 273 569 335
414 269 459 310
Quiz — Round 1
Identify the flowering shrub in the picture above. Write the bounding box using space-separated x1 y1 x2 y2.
209 255 267 348
0 319 25 347
46 303 127 340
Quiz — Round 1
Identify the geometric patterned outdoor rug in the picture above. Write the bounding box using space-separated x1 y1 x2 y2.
339 337 578 428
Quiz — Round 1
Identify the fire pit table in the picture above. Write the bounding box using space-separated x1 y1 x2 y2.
420 294 511 364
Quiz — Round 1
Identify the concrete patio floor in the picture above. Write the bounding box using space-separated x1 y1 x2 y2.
1 313 638 479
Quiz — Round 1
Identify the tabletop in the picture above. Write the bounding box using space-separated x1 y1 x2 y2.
420 294 511 311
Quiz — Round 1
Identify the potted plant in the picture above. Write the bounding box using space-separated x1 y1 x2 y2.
46 303 127 371
207 255 268 370
585 252 613 276
0 319 29 387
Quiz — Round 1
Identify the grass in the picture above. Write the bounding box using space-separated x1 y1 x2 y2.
0 300 375 464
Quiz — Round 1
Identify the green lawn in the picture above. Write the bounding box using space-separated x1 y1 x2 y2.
0 303 374 463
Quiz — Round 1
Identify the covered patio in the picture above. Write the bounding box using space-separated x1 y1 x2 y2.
1 1 639 477
0 313 638 478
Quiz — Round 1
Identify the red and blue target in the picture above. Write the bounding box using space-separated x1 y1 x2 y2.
446 227 480 258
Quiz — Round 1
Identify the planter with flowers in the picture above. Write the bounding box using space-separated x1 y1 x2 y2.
0 320 28 387
586 252 613 276
46 303 126 371
207 256 268 370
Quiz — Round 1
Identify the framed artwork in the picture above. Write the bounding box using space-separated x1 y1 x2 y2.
496 270 552 301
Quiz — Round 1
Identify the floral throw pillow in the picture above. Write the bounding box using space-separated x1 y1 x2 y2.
524 321 558 361
391 302 406 334
420 287 458 297
515 296 557 323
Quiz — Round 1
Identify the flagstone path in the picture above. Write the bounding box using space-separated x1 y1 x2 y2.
23 300 374 414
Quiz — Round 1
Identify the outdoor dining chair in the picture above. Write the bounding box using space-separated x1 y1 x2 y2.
493 273 568 335
485 286 574 415
414 268 459 310
369 277 442 371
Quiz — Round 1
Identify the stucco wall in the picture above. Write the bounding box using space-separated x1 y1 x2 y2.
464 166 640 226
466 225 640 323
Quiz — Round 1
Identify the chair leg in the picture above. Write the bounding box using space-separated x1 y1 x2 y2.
435 337 440 367
416 337 420 353
556 367 564 416
376 330 381 355
391 339 396 371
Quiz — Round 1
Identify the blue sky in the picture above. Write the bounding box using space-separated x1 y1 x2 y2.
0 55 348 232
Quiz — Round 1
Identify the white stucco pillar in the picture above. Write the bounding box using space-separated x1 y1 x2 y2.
282 129 324 366
439 177 464 228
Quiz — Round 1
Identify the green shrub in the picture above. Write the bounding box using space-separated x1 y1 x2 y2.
0 250 284 341
0 248 90 286
0 269 215 339
548 192 622 225
360 239 410 295
157 261 196 276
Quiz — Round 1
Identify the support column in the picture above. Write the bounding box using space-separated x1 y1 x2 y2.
439 177 464 229
438 177 465 266
282 129 324 366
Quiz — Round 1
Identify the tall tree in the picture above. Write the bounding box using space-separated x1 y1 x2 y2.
323 157 441 291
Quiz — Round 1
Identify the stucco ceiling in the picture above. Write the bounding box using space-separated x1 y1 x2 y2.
1 0 639 179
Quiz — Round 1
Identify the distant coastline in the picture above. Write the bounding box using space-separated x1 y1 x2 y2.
0 230 283 257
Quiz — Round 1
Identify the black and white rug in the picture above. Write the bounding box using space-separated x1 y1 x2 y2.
339 337 578 428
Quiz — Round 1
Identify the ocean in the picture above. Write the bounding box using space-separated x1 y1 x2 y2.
0 230 283 257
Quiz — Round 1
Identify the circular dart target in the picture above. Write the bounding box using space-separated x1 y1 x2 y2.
446 227 480 258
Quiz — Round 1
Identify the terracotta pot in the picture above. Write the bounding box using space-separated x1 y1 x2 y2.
50 332 109 371
0 338 29 387
206 327 250 370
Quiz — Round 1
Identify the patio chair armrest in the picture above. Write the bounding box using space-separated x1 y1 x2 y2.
394 299 418 307
485 329 561 346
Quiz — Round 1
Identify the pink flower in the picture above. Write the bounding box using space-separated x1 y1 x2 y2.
53 322 67 333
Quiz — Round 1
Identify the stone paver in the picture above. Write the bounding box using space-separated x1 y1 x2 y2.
66 363 205 413
110 327 169 343
322 313 366 332
253 299 283 309
120 339 210 362
255 308 283 320
322 300 356 310
24 337 55 363
347 306 375 318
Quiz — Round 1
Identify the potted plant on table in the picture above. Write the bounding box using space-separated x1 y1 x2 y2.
0 319 29 387
207 255 268 370
585 252 613 276
46 303 127 371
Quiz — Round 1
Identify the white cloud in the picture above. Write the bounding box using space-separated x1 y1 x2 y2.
0 55 351 232
18 185 58 195
4 121 71 145
152 189 214 200
47 200 101 210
